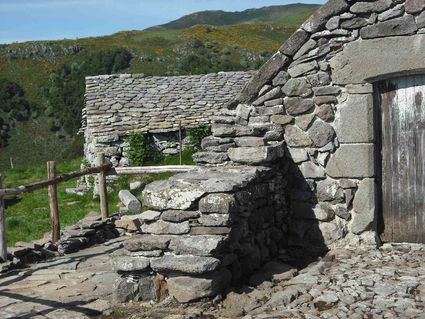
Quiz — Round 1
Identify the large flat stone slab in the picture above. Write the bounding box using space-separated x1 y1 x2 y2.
330 35 425 84
326 144 375 178
335 94 375 143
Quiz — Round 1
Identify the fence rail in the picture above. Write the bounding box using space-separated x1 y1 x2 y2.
0 153 198 261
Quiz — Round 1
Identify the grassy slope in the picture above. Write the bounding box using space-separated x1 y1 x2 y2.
157 4 319 29
3 151 193 246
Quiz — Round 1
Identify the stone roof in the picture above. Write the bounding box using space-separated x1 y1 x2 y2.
83 71 254 137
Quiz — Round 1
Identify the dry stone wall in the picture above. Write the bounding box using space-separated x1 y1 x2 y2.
194 0 425 249
112 165 289 303
83 72 253 166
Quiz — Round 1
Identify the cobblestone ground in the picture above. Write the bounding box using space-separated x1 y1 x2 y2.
108 243 425 319
0 237 126 319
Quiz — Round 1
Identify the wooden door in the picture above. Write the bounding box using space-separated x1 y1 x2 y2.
377 75 425 243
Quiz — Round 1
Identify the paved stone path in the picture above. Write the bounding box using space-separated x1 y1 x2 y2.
0 237 126 319
109 243 425 319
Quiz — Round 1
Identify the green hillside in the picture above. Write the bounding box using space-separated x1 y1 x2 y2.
0 4 318 170
157 4 320 29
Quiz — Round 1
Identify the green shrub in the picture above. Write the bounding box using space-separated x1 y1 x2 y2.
127 132 163 166
186 126 211 152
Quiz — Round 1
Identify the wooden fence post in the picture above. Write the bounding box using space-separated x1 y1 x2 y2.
47 161 60 244
96 153 109 220
0 175 7 262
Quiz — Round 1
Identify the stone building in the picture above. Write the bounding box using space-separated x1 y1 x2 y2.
109 0 425 303
83 72 253 166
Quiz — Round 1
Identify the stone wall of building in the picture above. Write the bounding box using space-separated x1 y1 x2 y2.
83 72 253 166
193 0 425 247
111 165 291 303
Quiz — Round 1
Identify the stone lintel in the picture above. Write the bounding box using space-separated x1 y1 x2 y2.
330 34 425 84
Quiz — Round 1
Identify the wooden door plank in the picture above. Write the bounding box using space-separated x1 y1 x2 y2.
406 76 417 243
380 81 394 242
414 75 425 243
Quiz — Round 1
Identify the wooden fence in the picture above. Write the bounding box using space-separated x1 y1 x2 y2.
0 153 197 262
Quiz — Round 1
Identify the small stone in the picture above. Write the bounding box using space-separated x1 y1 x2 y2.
112 256 150 272
124 235 170 251
360 15 418 39
199 193 236 214
316 104 334 122
299 161 326 178
326 16 340 30
139 210 161 222
271 114 293 125
288 148 309 163
350 0 392 14
296 113 315 131
284 125 313 147
169 235 225 256
340 179 358 189
114 219 141 232
313 86 341 96
285 97 315 116
234 137 265 147
288 61 318 78
272 71 290 86
282 78 313 97
316 179 344 202
313 95 337 105
335 204 351 220
308 120 335 148
378 4 404 22
150 255 221 274
236 104 253 120
141 220 190 235
167 269 231 303
190 227 231 235
405 0 425 14
161 210 200 222
199 213 230 227
228 144 285 164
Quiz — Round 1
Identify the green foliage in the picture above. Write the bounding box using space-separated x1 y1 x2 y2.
127 132 163 166
0 79 37 146
44 48 133 135
186 126 211 152
162 148 194 165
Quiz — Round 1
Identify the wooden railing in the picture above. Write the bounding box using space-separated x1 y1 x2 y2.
0 153 197 261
